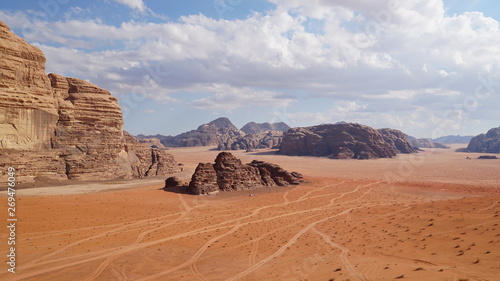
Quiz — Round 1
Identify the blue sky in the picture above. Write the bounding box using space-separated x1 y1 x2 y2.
1 0 499 138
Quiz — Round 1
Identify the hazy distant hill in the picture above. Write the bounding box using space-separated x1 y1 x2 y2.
408 136 450 149
240 122 290 134
433 135 474 144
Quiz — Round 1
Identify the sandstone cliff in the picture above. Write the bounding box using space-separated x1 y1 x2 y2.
188 152 303 195
279 123 414 159
0 21 180 184
467 127 500 153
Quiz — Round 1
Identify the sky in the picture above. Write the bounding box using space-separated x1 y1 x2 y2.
1 0 499 138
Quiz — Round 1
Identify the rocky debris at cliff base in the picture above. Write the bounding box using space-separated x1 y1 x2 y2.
188 152 304 195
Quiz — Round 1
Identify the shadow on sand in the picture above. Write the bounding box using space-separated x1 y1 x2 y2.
160 185 195 195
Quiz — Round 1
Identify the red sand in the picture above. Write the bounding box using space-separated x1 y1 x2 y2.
0 146 499 281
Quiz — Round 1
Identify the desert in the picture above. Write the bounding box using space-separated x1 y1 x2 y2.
1 1 500 281
1 145 499 281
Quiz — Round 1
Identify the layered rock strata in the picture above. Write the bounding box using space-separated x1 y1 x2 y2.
188 152 303 195
0 21 180 184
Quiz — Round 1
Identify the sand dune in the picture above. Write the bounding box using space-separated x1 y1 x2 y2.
0 146 499 280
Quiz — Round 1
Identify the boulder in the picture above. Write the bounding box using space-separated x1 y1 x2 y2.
164 176 184 188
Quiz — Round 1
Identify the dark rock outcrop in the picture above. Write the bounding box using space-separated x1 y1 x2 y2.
164 176 184 188
241 122 290 134
279 123 408 159
467 127 500 153
478 155 498 159
188 152 303 195
0 21 180 185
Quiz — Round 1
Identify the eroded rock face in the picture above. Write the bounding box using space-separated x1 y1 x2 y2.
218 131 284 151
0 21 180 184
378 128 415 154
279 123 408 159
188 152 303 195
467 127 500 153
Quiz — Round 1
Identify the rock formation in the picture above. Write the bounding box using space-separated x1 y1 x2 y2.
477 155 498 159
188 152 303 195
408 136 450 149
467 127 500 153
377 128 415 154
164 176 184 188
0 21 180 184
240 122 290 134
135 136 168 150
279 123 414 159
218 130 284 151
160 117 245 147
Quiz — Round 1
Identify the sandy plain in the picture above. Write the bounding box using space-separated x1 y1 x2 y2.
0 145 499 281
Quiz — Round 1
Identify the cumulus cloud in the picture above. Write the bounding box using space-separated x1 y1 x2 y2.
188 84 296 111
1 0 499 136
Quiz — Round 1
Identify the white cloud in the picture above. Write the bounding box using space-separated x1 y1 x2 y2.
188 84 296 111
113 0 146 12
1 0 499 136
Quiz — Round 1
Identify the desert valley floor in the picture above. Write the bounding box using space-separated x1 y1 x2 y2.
1 145 499 281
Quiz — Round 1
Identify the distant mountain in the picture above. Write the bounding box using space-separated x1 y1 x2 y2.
240 122 290 134
433 135 474 144
408 136 450 149
467 127 500 153
158 117 244 147
206 117 238 131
